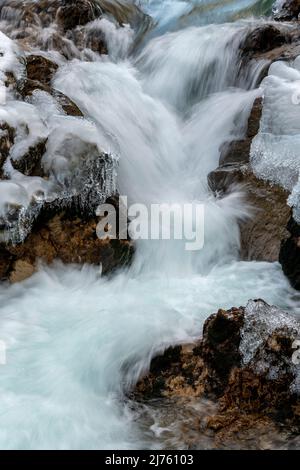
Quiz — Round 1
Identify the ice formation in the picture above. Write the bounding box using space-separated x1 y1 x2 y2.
250 57 300 222
0 30 118 244
240 299 300 392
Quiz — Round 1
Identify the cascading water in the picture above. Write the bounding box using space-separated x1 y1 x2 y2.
0 0 299 449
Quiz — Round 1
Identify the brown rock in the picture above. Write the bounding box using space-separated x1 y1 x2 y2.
238 24 300 86
0 248 14 280
25 55 58 87
200 307 245 396
56 1 97 32
240 24 291 56
274 0 300 21
246 96 263 138
0 123 15 175
134 301 300 445
0 196 134 282
9 259 35 283
11 138 47 176
16 55 83 117
0 0 150 58
135 344 205 399
52 90 83 117
208 97 291 262
239 174 290 262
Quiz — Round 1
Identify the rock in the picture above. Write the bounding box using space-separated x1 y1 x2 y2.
200 306 245 396
11 138 47 176
0 12 129 279
274 0 300 21
16 54 83 117
0 0 151 59
208 164 290 255
0 123 15 174
57 1 98 32
238 24 300 85
9 259 35 283
51 90 84 117
209 27 300 266
208 98 291 262
25 55 58 88
240 24 291 56
219 139 251 167
134 300 300 443
0 247 14 280
279 217 300 290
0 195 134 282
239 175 290 262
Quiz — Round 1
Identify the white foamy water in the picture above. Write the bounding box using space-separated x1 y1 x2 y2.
0 0 298 449
139 0 274 35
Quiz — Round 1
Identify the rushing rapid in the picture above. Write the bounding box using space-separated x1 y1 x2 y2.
0 0 298 449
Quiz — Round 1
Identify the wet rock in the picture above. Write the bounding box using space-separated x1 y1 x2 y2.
240 24 291 56
238 24 300 85
57 0 98 32
9 259 35 283
279 217 300 290
0 123 15 173
16 54 83 116
200 307 245 396
51 90 84 117
0 4 142 281
0 43 123 275
209 97 262 188
239 176 290 262
134 300 300 441
209 25 300 266
1 195 134 282
135 343 205 399
25 55 58 88
208 98 291 262
0 247 14 279
11 138 47 176
0 0 151 59
210 168 291 262
274 0 300 21
219 139 251 167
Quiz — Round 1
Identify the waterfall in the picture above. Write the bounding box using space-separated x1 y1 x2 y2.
0 0 298 450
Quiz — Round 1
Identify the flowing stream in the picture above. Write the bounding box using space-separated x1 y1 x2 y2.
0 0 299 449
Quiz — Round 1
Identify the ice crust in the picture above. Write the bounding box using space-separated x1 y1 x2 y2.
240 299 300 393
0 31 117 244
250 57 300 222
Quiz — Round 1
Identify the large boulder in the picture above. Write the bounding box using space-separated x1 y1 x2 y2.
134 300 300 446
208 98 291 262
208 22 300 265
0 31 133 282
238 23 300 83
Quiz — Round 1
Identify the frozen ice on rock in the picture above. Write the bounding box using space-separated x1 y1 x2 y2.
250 57 300 222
